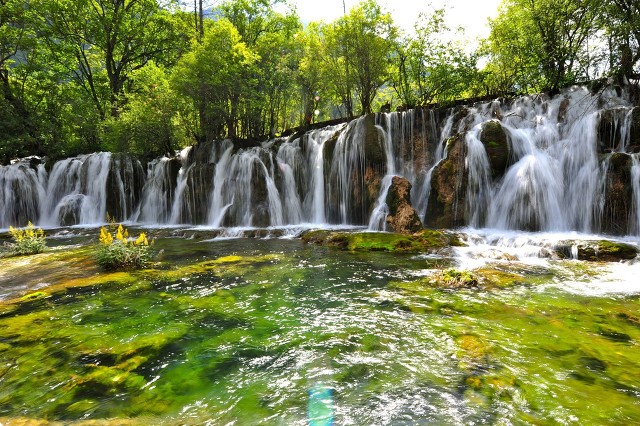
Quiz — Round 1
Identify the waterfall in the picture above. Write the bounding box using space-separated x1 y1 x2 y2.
368 175 393 231
0 160 45 228
415 114 454 220
208 141 235 227
464 128 493 228
2 85 639 236
168 147 193 224
134 157 179 224
327 118 369 224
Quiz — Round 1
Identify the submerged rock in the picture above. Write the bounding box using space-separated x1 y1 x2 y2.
300 229 461 253
385 176 423 234
555 239 638 262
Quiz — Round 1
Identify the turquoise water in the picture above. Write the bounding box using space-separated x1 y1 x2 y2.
0 235 639 424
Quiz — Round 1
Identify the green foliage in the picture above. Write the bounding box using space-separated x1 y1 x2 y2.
328 0 397 114
481 0 605 94
391 9 480 107
95 225 152 270
7 222 47 256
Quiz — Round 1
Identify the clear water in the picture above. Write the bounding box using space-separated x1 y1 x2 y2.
0 233 639 424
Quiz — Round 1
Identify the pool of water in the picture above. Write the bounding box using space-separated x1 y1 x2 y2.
0 233 639 424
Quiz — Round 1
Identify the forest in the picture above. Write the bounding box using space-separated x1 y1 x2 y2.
1 0 639 164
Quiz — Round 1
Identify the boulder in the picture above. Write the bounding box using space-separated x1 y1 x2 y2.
424 133 467 228
106 153 146 221
57 194 84 226
479 120 510 178
385 176 423 234
555 239 637 262
630 107 640 152
600 153 632 235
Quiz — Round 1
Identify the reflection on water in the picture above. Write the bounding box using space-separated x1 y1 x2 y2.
0 233 638 424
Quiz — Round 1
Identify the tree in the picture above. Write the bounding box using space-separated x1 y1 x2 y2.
329 0 397 115
602 0 640 79
0 0 37 162
483 0 604 94
391 9 480 107
172 18 258 141
35 0 191 119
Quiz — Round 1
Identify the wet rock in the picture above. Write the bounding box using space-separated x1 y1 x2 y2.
180 163 215 224
598 108 636 153
325 115 386 224
425 133 467 228
385 176 423 234
558 97 570 122
630 107 640 152
301 229 460 253
106 153 146 221
57 194 83 226
555 239 638 262
479 120 509 178
600 153 632 235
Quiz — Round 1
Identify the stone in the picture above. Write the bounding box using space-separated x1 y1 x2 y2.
424 133 467 228
555 239 637 262
600 153 632 235
479 120 510 178
385 176 423 234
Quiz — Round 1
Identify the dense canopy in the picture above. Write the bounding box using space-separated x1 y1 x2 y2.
0 0 638 163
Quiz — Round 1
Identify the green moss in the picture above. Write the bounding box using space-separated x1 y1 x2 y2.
301 229 461 253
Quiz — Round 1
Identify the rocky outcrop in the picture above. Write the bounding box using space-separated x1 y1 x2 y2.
555 239 637 262
106 154 146 221
479 120 509 178
425 134 467 229
600 153 633 235
598 107 640 153
630 107 640 152
385 176 422 234
326 115 386 225
301 229 462 253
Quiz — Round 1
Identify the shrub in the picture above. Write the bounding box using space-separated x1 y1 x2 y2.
8 222 47 255
95 224 152 270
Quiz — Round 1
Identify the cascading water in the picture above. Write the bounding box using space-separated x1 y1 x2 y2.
133 157 180 224
1 85 639 235
0 160 45 228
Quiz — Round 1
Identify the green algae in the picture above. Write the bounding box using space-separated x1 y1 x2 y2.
301 229 462 253
0 235 638 424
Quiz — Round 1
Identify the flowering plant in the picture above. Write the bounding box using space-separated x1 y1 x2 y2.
95 224 152 270
7 222 47 255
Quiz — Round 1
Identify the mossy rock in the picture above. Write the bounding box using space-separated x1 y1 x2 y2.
479 120 509 178
300 229 461 253
600 153 632 235
424 133 467 228
555 240 637 262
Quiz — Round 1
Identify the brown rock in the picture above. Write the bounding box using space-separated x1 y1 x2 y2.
385 176 423 234
599 152 632 235
424 133 468 228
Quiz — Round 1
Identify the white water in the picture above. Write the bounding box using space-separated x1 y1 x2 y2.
450 228 640 296
1 86 638 236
